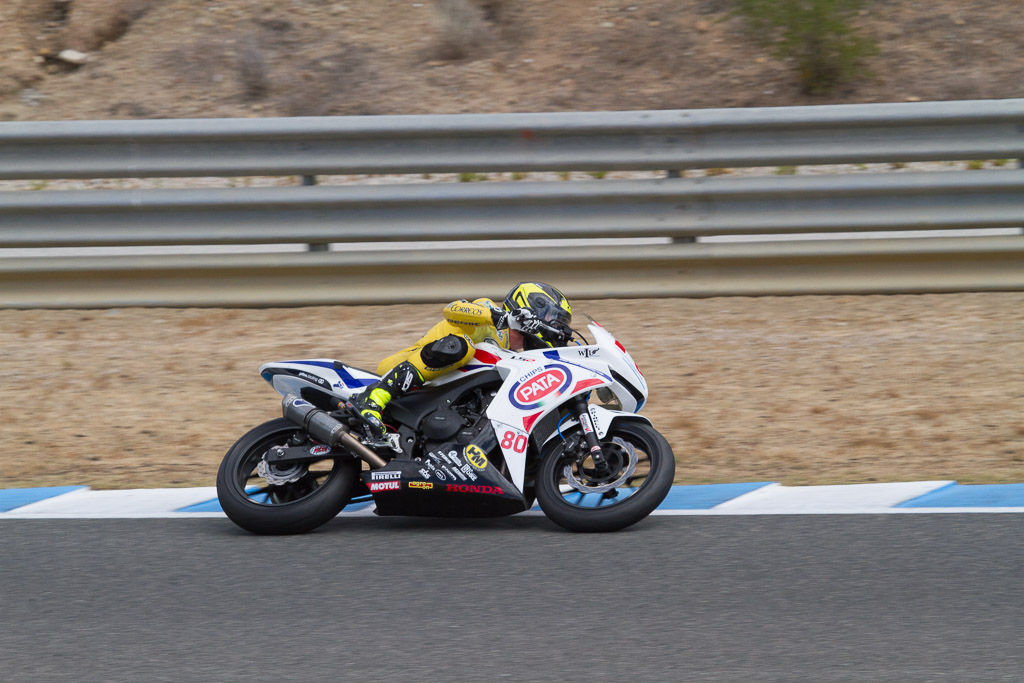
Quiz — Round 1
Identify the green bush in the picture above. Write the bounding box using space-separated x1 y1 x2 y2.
734 0 878 94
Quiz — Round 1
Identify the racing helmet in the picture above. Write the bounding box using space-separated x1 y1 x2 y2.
503 281 573 349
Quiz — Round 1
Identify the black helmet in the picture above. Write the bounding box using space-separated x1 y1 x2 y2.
503 282 573 349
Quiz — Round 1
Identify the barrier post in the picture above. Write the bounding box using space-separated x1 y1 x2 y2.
302 175 329 252
667 170 696 244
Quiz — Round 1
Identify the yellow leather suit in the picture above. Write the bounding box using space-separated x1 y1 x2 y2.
376 298 511 381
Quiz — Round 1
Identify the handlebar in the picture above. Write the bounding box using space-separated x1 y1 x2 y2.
535 319 572 345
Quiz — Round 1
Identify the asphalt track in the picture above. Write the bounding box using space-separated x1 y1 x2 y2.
1 516 1020 682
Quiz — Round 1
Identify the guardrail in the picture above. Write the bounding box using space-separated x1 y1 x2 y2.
1 99 1022 307
2 172 1022 247
4 237 1022 308
2 99 1023 178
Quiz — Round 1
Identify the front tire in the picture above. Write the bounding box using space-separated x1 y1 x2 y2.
216 417 358 535
535 420 675 532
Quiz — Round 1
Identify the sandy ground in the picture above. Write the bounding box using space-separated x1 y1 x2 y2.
3 1 1023 122
2 292 1022 490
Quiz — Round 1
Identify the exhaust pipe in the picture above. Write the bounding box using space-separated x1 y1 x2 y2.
282 394 388 469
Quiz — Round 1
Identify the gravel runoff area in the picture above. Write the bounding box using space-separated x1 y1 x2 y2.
1 293 1022 490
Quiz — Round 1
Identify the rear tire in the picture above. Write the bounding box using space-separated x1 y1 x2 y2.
535 420 675 533
216 418 358 535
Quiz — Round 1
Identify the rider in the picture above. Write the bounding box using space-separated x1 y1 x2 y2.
348 282 573 437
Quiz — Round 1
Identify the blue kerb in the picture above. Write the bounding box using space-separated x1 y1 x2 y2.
529 482 775 511
177 495 378 513
659 482 775 509
0 486 86 512
897 483 1024 508
178 486 264 512
177 498 227 513
555 489 641 509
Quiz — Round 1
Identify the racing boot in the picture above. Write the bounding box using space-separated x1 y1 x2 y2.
347 361 423 438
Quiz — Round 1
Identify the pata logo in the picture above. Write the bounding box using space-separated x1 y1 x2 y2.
509 364 572 409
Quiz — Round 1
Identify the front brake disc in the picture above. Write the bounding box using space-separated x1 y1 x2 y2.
563 436 638 494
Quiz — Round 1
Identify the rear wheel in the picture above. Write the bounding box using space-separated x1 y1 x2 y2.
216 418 358 535
535 420 674 532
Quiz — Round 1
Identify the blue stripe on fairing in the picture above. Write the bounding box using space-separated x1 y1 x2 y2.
0 486 86 512
283 360 376 388
896 483 1024 507
543 350 560 360
459 364 492 372
336 367 376 388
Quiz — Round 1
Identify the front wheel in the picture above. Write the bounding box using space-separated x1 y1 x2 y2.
535 420 675 533
216 417 358 535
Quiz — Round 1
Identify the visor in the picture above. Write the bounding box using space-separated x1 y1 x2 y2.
528 292 572 326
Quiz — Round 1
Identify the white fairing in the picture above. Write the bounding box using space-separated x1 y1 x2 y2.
259 359 379 401
260 323 650 495
481 322 649 492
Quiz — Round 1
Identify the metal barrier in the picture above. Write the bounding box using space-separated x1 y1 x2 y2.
0 99 1022 307
2 99 1023 179
1 172 1022 247
3 237 1022 308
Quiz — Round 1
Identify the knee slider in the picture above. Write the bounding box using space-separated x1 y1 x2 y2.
420 335 469 369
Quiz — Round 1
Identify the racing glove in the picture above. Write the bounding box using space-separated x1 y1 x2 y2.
491 307 511 330
491 306 538 330
507 308 544 334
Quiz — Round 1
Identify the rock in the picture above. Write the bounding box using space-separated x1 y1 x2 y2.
18 88 43 107
648 21 661 27
57 49 90 65
695 20 711 32
905 96 921 102
599 22 614 28
63 0 156 52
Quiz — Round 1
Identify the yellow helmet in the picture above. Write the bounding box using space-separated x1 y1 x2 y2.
503 282 573 349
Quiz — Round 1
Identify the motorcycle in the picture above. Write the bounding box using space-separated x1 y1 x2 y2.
216 317 675 534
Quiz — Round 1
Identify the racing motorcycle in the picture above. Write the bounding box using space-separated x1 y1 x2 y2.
216 317 675 534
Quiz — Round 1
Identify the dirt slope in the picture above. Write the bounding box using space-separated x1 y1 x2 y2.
1 0 1022 122
2 294 1022 490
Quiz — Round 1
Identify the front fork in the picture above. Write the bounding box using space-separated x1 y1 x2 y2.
572 396 611 477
